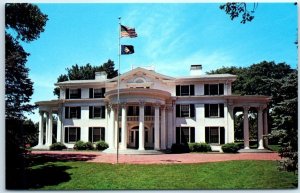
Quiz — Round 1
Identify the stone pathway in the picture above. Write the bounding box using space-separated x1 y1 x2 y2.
31 151 281 164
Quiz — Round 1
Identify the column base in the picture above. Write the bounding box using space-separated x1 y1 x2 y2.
244 147 250 150
138 147 145 151
258 146 265 150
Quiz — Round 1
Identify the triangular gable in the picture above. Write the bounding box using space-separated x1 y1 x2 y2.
107 67 175 82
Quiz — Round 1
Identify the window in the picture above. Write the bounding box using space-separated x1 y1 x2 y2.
89 106 105 119
89 88 105 98
205 127 225 144
65 127 80 143
65 88 81 99
204 84 224 95
176 127 195 143
89 127 105 142
65 107 81 119
145 106 154 116
128 106 139 116
176 104 195 118
176 85 195 96
205 104 224 118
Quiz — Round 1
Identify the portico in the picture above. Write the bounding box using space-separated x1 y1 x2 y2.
105 88 172 151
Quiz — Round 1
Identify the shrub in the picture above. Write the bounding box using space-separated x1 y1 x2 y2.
171 143 190 153
50 142 67 150
85 142 95 150
73 140 86 150
95 141 109 151
221 143 240 153
189 143 212 152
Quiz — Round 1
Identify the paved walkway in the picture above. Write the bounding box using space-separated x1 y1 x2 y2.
31 151 281 164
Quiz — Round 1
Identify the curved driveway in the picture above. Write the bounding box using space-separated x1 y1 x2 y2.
31 151 281 164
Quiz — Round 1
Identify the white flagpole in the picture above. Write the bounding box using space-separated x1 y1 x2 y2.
116 17 121 164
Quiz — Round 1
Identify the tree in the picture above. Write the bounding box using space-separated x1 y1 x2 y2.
219 3 258 24
5 3 48 119
5 4 48 189
53 59 118 97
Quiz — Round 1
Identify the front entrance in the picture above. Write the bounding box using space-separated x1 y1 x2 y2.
129 126 153 149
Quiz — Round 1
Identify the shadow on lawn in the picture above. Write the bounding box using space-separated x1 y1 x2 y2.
6 153 97 189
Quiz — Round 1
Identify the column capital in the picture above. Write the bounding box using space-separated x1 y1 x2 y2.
121 102 127 108
154 102 161 108
243 106 250 111
257 105 267 112
39 111 44 116
166 105 173 111
139 101 145 107
160 105 166 111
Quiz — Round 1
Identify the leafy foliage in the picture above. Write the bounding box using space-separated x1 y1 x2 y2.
95 141 109 151
171 143 190 153
219 3 257 24
188 143 212 152
50 142 67 150
53 60 118 97
221 143 240 153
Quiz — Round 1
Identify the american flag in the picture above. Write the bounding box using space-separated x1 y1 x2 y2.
120 25 137 38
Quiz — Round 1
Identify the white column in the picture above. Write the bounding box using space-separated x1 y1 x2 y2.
243 106 250 149
154 104 160 150
138 102 145 150
38 112 44 146
45 112 49 145
110 106 116 149
263 110 269 147
160 106 166 149
57 111 62 143
48 111 53 145
228 105 235 143
121 104 127 150
258 106 264 149
167 105 173 148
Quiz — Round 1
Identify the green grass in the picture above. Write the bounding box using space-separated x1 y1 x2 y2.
23 160 297 190
268 144 281 152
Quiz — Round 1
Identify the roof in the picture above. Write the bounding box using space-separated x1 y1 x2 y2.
55 67 237 86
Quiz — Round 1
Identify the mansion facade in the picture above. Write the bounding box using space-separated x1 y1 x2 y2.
35 65 270 152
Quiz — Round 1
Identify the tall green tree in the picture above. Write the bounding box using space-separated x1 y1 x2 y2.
5 3 48 119
5 3 48 189
53 59 118 97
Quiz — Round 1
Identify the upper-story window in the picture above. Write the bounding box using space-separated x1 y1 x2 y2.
89 88 105 98
176 85 195 96
65 106 81 119
205 104 224 118
89 106 105 119
176 104 195 118
66 88 81 99
204 84 224 95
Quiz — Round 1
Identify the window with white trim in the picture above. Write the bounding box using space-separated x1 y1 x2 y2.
176 104 195 118
65 106 81 119
65 88 81 99
176 127 195 143
204 84 224 95
64 127 80 143
205 104 224 118
89 106 105 119
176 85 195 96
89 88 105 98
89 127 105 142
205 127 225 144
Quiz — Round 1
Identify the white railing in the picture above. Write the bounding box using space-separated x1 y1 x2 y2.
127 116 154 122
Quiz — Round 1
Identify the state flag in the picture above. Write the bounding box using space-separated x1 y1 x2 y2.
120 25 137 38
121 45 134 55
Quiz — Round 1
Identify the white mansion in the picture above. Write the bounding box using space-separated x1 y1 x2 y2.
35 65 270 152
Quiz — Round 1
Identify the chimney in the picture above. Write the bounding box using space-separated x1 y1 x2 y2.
190 64 202 76
95 71 107 80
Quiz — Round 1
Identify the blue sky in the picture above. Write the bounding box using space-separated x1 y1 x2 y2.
20 3 297 122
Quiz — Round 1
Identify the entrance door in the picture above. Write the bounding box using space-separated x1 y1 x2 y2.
135 131 139 149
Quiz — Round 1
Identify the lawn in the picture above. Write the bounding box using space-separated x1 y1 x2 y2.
15 157 297 190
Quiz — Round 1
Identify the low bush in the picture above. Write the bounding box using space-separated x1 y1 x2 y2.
95 141 109 151
74 140 87 150
189 143 212 152
85 142 95 150
171 143 190 153
221 143 240 153
50 142 67 150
